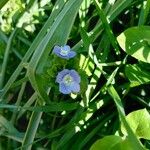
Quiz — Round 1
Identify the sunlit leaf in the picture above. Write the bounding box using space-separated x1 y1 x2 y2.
121 109 150 140
90 135 133 150
117 26 150 63
125 64 150 87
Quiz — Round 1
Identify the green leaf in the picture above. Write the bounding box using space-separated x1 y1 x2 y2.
113 138 133 150
121 109 150 140
0 0 8 9
0 114 19 135
21 101 43 150
0 102 79 112
125 64 150 87
94 0 120 55
79 0 91 27
0 28 18 89
117 26 150 63
38 101 79 112
79 27 95 76
27 102 79 112
138 0 150 25
90 136 122 150
90 135 133 150
79 69 88 94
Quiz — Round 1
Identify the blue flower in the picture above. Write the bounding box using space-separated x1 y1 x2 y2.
53 45 76 59
56 69 80 94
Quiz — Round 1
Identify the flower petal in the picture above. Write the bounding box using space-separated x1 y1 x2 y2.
53 46 68 58
70 70 81 83
59 83 71 94
70 82 80 93
56 69 69 83
58 55 69 59
53 45 76 59
68 51 76 58
53 46 61 54
63 45 70 51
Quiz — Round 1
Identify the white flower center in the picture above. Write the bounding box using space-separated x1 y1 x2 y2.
63 74 73 85
60 48 69 56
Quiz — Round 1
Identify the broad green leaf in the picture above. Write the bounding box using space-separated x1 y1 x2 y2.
113 138 133 150
125 64 150 87
121 109 150 140
117 26 150 63
90 135 133 150
90 136 122 150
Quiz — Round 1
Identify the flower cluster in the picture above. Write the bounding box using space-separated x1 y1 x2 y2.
53 45 80 95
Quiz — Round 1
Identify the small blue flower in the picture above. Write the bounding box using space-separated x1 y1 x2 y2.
53 45 76 59
56 69 80 94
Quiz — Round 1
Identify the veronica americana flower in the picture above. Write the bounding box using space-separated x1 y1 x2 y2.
53 45 76 59
56 69 80 94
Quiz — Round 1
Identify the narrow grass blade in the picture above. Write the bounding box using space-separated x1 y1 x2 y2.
21 101 43 150
17 93 37 119
78 113 115 149
0 0 8 9
0 115 19 135
0 28 18 89
94 0 120 55
107 85 145 150
4 132 23 143
10 82 26 123
80 27 102 106
138 0 150 25
108 0 133 22
0 102 79 112
0 30 22 60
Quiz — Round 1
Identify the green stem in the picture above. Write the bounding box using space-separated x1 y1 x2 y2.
0 28 18 89
6 82 26 150
17 93 37 120
11 82 27 123
0 30 22 60
21 100 43 150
